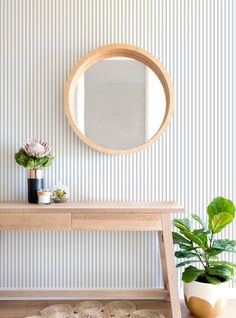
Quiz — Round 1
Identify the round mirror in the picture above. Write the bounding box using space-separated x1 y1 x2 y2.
65 44 174 154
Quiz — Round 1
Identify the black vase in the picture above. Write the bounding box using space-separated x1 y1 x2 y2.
27 169 44 203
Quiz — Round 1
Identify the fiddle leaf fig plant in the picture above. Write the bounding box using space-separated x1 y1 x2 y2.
173 196 236 284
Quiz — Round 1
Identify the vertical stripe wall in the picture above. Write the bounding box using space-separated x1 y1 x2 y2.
0 0 236 290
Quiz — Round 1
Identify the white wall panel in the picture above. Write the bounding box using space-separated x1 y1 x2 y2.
0 0 236 290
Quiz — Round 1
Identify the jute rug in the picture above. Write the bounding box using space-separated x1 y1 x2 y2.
25 301 165 318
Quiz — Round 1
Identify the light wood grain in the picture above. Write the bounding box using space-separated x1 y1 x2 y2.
0 289 169 299
0 213 71 230
72 213 162 230
0 201 184 214
0 201 183 316
0 300 235 318
161 214 182 318
158 231 169 294
64 44 174 155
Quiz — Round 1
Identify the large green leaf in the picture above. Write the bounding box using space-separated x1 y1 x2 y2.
179 243 196 251
213 239 236 252
35 157 48 167
173 218 191 232
209 255 219 261
43 154 54 167
15 150 29 167
192 214 208 230
26 158 36 169
176 260 200 268
192 228 211 236
181 230 206 249
172 232 191 245
182 266 204 283
175 251 197 258
209 262 234 277
192 229 209 248
210 212 234 233
19 155 29 167
208 241 236 255
15 151 54 168
207 197 235 232
207 248 224 256
207 265 232 278
34 155 54 168
210 260 236 269
206 275 222 284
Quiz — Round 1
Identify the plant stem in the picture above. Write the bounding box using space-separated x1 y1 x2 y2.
190 240 207 270
195 249 207 270
209 231 214 248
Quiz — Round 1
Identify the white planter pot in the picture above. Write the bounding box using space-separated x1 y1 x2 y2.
184 280 229 318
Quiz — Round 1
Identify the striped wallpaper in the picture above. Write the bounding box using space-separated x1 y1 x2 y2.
0 0 236 291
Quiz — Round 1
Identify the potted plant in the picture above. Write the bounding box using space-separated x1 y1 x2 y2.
52 183 69 203
173 196 236 318
15 140 54 203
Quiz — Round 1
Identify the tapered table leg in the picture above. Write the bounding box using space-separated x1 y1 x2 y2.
158 231 169 299
160 213 182 318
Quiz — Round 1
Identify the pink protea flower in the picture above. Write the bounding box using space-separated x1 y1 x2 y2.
22 139 51 158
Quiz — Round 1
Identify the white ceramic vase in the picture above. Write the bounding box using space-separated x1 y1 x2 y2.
184 280 229 318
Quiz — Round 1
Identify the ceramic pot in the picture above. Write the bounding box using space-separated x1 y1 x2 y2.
27 169 44 203
184 280 229 318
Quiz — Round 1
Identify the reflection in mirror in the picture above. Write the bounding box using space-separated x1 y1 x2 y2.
72 58 166 150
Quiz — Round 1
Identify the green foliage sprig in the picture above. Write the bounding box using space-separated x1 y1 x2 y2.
173 196 236 284
53 189 67 200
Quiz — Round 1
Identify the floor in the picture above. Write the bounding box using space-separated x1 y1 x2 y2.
0 300 235 318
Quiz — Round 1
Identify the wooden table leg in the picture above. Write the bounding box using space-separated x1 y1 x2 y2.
160 213 182 318
158 231 169 298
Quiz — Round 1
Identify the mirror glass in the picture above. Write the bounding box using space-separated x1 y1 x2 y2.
71 57 166 150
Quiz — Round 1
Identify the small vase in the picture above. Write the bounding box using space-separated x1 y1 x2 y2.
27 169 44 203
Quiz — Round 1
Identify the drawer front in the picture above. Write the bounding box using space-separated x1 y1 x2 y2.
0 213 71 230
72 213 161 231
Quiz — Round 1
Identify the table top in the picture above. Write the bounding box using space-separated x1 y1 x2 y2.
0 201 184 214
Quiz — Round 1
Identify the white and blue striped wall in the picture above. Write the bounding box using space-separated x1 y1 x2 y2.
0 0 236 293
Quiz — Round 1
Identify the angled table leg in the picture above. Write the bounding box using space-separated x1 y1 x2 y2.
160 213 182 318
158 231 169 298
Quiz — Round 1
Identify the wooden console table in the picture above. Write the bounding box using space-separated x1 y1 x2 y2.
0 202 184 318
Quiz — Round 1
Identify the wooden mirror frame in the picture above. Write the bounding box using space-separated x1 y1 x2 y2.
64 44 174 155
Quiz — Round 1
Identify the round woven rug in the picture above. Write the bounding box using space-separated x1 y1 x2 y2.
104 301 136 316
74 301 104 315
25 301 165 318
40 304 74 317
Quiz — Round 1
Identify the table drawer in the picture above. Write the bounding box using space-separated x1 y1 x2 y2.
0 213 71 230
72 213 161 231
